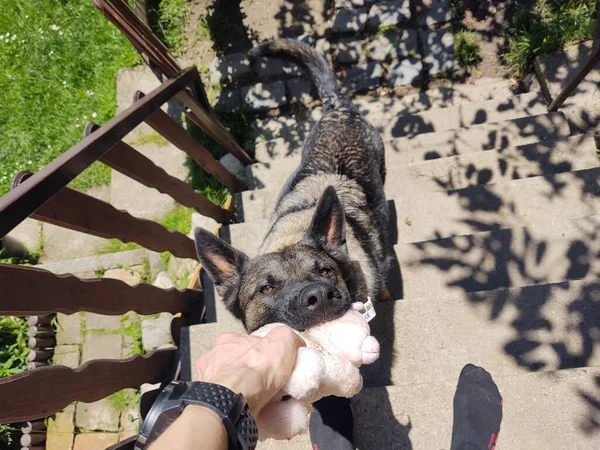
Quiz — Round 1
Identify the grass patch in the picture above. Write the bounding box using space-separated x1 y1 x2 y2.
95 268 107 278
127 131 170 147
504 0 597 77
149 0 189 52
160 205 193 235
121 316 144 356
455 31 482 68
0 317 29 378
97 239 141 255
0 0 140 197
108 389 139 413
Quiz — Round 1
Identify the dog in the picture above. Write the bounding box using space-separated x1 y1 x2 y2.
194 39 389 333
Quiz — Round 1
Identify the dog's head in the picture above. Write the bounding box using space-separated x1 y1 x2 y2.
194 186 355 332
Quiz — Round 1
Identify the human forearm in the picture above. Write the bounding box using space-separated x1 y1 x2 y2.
148 405 227 450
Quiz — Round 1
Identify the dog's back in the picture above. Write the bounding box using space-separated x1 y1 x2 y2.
251 40 390 300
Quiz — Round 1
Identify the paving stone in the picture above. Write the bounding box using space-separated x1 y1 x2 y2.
81 333 123 364
47 405 75 450
76 398 121 432
386 57 423 86
210 53 252 85
189 212 219 238
242 81 287 111
421 25 456 75
219 153 246 180
53 345 80 368
286 78 315 104
252 57 285 78
367 0 411 28
3 218 42 258
336 38 365 64
154 271 175 289
56 313 83 346
335 0 365 7
141 313 174 352
85 313 123 331
367 29 418 61
213 88 241 112
414 0 452 26
315 38 333 64
103 266 144 286
42 224 108 262
73 432 119 450
36 250 147 276
332 8 368 33
110 142 188 221
342 62 384 93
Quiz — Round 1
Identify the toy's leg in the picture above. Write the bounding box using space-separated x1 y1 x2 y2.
309 396 354 450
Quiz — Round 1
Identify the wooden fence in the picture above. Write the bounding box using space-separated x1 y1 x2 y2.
0 1 253 447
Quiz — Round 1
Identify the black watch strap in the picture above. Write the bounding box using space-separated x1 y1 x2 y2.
135 381 258 450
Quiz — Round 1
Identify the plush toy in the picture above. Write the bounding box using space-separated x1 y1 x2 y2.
251 302 380 440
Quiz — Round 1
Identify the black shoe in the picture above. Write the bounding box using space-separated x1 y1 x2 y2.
309 396 354 450
451 364 503 450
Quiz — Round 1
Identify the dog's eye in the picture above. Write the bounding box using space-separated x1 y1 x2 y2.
260 285 274 295
320 268 331 276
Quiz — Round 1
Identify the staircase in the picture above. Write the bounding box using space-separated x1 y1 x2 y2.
188 78 600 449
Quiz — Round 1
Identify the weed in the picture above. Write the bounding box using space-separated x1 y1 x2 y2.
161 251 172 268
141 258 152 284
198 15 211 40
127 131 170 147
160 205 193 235
95 268 107 278
149 0 188 51
504 0 596 77
108 389 138 412
88 328 122 336
0 1 139 197
455 31 482 68
0 316 29 378
79 313 87 336
121 315 144 356
97 239 141 255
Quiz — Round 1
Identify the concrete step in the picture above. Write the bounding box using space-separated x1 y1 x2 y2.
385 91 547 139
254 110 570 163
248 78 515 147
353 368 600 450
395 214 600 299
226 166 600 257
244 134 597 209
363 278 600 389
390 166 600 244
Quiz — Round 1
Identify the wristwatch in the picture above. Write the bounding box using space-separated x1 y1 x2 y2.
135 381 258 450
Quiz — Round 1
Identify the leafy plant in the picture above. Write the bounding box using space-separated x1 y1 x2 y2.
121 316 144 356
0 317 29 378
503 0 596 77
455 31 482 68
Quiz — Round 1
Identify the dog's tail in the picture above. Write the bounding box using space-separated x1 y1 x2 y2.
249 39 341 110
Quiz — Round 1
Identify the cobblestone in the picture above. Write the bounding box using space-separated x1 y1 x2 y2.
242 81 287 111
421 26 456 75
287 78 315 104
210 53 252 85
214 89 241 112
332 8 368 33
252 56 285 78
76 398 121 432
337 38 365 64
342 62 384 94
367 1 411 29
367 29 418 62
387 57 423 86
73 432 119 450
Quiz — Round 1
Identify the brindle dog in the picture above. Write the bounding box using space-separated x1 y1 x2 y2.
194 39 389 332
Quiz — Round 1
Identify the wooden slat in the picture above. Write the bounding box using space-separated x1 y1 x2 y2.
0 68 198 239
177 90 255 166
136 91 247 192
0 349 175 423
0 264 199 316
95 132 234 223
29 186 198 260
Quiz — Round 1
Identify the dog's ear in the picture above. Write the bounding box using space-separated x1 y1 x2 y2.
194 228 248 298
305 186 347 258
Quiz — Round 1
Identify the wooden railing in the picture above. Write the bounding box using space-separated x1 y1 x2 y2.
0 1 253 445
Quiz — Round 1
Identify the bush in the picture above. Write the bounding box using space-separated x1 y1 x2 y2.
455 31 482 68
504 0 597 77
0 316 29 378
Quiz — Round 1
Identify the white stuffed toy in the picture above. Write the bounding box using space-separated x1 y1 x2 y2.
251 302 380 440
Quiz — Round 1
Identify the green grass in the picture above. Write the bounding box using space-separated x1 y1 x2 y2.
0 317 29 378
108 388 138 412
127 131 170 147
455 31 482 68
97 239 141 255
0 0 140 197
149 0 189 52
504 0 597 77
160 205 193 235
121 316 144 356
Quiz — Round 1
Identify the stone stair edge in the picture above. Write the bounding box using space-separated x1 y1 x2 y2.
34 249 150 275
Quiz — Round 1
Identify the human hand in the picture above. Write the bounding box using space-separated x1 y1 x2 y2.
195 327 305 415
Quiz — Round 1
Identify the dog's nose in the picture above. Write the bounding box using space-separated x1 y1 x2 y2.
300 282 337 314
